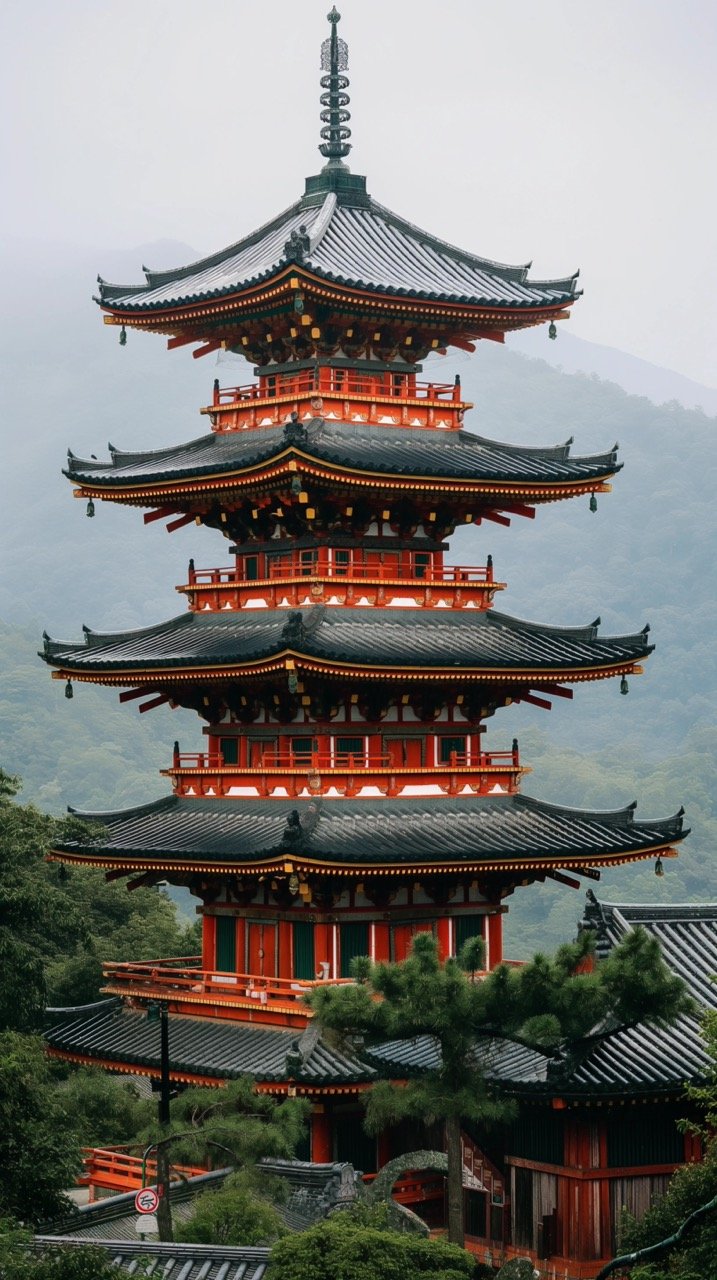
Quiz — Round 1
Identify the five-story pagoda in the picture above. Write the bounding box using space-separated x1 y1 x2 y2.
44 10 685 1174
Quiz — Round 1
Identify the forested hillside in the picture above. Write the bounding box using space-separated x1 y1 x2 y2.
1 238 715 952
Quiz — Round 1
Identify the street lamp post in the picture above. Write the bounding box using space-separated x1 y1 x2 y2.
147 1000 173 1241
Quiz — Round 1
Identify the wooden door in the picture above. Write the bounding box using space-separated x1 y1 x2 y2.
293 921 315 980
215 916 236 973
339 922 370 978
392 920 433 963
247 922 278 977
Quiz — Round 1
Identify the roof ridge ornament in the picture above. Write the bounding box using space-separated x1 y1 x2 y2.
319 7 351 166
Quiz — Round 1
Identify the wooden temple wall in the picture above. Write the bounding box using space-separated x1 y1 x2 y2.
474 1106 698 1277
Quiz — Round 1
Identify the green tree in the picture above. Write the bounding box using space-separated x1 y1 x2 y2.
268 1203 475 1280
45 872 201 1008
309 930 692 1247
0 771 89 1030
617 1146 717 1280
0 768 200 1019
140 1076 309 1242
0 1034 82 1224
617 1008 717 1279
183 1168 286 1246
52 1065 154 1148
0 1229 127 1280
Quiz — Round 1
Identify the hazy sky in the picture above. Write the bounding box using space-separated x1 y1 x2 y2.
2 0 715 386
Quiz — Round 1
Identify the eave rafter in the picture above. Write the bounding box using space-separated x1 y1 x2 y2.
99 264 576 351
69 452 615 512
47 844 680 880
49 654 647 691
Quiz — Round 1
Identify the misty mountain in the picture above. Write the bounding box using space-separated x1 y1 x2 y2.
510 326 717 417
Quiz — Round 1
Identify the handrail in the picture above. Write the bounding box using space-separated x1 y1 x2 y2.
258 751 385 769
186 562 493 587
102 960 355 1006
79 1146 206 1188
169 749 521 772
172 752 225 769
212 372 462 406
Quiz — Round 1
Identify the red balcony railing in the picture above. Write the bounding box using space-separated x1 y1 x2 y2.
186 560 494 587
102 960 354 1016
211 371 464 407
169 748 521 773
78 1147 206 1194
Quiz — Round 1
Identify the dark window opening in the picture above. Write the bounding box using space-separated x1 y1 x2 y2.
244 555 259 581
334 1112 376 1174
291 737 318 762
220 737 239 765
513 1167 533 1248
215 916 236 973
465 1190 488 1239
340 922 369 978
334 549 350 576
293 920 315 981
455 915 483 954
335 736 364 763
299 550 317 576
439 736 467 764
414 552 431 580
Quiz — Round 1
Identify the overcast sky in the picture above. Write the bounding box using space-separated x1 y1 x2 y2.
2 0 715 386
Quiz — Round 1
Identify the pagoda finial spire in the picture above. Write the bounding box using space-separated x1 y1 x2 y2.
319 7 351 166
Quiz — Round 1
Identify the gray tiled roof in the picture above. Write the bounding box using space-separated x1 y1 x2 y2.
44 1159 357 1243
595 901 717 1006
45 999 373 1085
54 792 686 871
65 419 619 490
554 900 717 1095
96 188 579 314
373 900 717 1098
44 1171 228 1242
45 900 708 1100
35 1236 269 1279
41 607 653 675
369 1034 551 1086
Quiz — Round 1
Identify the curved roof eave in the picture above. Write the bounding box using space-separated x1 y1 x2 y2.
95 184 580 316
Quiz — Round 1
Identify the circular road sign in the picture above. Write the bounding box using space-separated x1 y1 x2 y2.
135 1186 160 1214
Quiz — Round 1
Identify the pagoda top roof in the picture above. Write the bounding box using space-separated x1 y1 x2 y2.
95 12 578 330
97 189 579 318
51 792 685 878
41 606 652 681
66 419 619 492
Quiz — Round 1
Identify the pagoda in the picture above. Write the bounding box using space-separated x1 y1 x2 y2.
44 5 686 1234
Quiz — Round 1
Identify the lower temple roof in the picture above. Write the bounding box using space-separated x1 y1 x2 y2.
47 893 714 1098
52 792 686 876
65 418 619 492
45 998 372 1087
361 899 717 1098
35 1238 270 1280
41 606 653 681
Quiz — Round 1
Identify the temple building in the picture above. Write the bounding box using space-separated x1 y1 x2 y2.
42 10 693 1276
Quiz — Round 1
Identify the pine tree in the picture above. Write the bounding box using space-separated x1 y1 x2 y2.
310 930 692 1246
